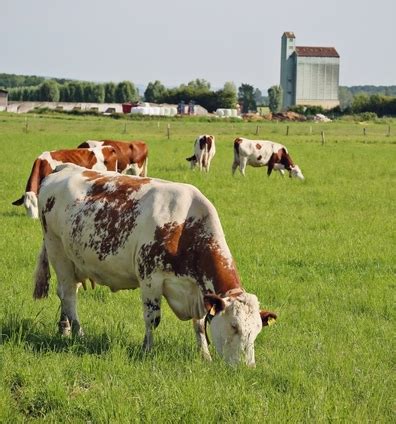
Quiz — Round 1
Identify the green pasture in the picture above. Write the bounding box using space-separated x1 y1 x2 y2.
0 113 395 422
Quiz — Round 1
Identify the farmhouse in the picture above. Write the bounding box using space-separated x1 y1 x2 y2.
280 31 340 110
0 89 8 111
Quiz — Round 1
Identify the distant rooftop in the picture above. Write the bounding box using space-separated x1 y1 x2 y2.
283 31 295 39
295 46 339 58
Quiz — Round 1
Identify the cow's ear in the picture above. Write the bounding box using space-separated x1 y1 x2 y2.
12 196 24 206
204 293 225 315
260 310 277 327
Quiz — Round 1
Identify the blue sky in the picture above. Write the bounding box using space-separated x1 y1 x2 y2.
1 0 394 90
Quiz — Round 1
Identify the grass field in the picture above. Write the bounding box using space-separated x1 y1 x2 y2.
0 112 395 422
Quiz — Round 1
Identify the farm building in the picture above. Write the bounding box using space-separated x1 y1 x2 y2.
0 89 8 111
280 32 340 110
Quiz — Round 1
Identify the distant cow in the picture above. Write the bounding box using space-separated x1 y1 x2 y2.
78 140 148 176
232 138 304 179
186 135 216 172
34 164 276 366
12 147 117 219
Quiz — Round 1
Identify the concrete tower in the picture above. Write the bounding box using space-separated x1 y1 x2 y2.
280 32 340 110
280 32 296 109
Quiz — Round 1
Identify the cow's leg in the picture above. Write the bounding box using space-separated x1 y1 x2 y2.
192 318 212 361
198 154 204 172
46 236 83 337
231 160 238 175
140 279 163 352
239 157 248 176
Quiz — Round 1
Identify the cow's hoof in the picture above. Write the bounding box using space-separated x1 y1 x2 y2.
58 319 71 337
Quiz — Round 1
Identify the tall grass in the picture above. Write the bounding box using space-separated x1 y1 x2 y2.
0 113 394 422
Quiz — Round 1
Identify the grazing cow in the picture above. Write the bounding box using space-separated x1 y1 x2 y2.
78 140 148 176
34 164 276 366
232 138 304 179
186 135 216 172
12 147 117 219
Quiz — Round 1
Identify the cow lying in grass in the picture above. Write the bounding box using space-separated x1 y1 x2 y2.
232 138 304 179
34 164 276 366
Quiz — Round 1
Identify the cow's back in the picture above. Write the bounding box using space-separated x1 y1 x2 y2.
39 166 219 291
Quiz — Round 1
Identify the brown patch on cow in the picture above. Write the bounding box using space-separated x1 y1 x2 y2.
23 158 53 195
256 143 262 150
51 149 98 169
71 173 151 260
279 148 295 169
86 140 149 173
138 217 241 294
41 196 56 232
199 136 206 151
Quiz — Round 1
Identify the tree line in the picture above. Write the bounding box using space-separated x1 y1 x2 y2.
5 76 269 113
2 73 396 115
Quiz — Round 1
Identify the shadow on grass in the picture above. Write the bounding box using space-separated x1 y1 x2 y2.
0 313 198 363
0 313 142 358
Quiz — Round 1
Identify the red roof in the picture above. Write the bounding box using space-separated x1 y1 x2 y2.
295 46 339 58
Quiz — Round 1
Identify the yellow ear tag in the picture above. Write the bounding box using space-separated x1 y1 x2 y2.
267 318 276 326
209 306 216 316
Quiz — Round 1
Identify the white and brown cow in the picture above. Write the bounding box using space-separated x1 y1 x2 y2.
78 140 148 176
186 135 216 172
232 138 304 179
12 147 117 219
34 164 276 366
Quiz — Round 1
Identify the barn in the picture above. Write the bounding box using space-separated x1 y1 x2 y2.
280 31 340 110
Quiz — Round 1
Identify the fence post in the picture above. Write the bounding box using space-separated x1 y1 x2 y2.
387 125 391 137
286 125 289 136
255 125 259 136
321 131 325 145
24 118 29 133
363 127 366 136
167 124 171 139
309 125 312 135
123 123 127 134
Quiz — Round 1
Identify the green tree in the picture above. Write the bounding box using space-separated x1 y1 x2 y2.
215 81 237 109
338 87 354 111
144 80 167 103
238 84 256 113
115 81 139 103
104 82 116 103
268 85 282 113
38 80 60 102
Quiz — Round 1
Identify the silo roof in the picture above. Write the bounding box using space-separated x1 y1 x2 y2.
283 32 295 38
295 46 339 58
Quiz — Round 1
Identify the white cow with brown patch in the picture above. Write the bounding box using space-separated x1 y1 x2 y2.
186 135 216 172
232 137 304 179
34 164 276 366
78 139 148 176
12 147 118 219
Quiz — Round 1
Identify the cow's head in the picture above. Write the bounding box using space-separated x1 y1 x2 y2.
204 292 276 366
289 165 304 180
12 191 39 219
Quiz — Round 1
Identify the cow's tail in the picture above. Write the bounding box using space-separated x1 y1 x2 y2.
33 241 51 299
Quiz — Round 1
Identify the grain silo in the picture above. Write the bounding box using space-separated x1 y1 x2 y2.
280 32 340 110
